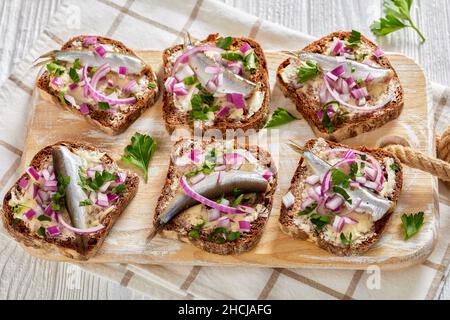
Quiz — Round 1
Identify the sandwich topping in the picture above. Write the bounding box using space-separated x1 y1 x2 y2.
160 141 275 244
280 30 399 133
8 147 128 241
166 36 265 124
42 36 157 122
283 139 399 247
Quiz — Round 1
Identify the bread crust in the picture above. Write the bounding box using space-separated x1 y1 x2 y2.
1 141 139 261
36 35 159 135
153 138 278 255
162 34 270 134
276 31 404 142
278 139 403 256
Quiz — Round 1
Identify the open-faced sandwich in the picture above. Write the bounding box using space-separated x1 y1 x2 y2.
162 34 270 133
152 138 277 255
277 31 404 141
35 35 159 135
279 138 403 256
2 142 139 260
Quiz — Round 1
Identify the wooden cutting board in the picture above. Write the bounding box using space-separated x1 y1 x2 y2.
20 50 438 270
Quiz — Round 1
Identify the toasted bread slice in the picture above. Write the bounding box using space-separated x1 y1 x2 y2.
153 138 278 255
277 31 404 142
162 34 270 134
36 35 159 135
279 138 403 256
2 141 139 260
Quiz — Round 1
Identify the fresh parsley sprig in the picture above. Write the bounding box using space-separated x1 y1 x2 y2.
298 60 319 83
122 132 157 183
401 211 424 240
216 36 233 49
265 108 298 128
371 0 425 42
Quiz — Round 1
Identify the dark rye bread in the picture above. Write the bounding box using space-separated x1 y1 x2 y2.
1 141 139 261
36 35 159 135
153 138 278 255
277 31 404 142
279 139 403 256
162 33 270 134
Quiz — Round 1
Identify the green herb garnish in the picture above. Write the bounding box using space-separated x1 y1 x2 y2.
390 162 400 172
231 194 244 207
37 215 52 222
265 107 297 128
112 184 126 195
98 102 110 110
183 76 196 86
69 68 80 83
13 204 27 214
321 111 336 133
331 168 351 189
51 175 70 212
340 232 353 245
147 81 157 89
37 227 46 237
346 30 362 48
401 211 424 240
207 227 241 243
122 132 157 183
310 214 331 231
216 36 233 49
57 91 67 106
298 60 320 83
189 93 219 121
79 199 93 207
188 222 205 239
332 186 352 204
221 51 243 62
79 170 117 192
13 218 21 225
371 0 425 42
46 63 65 76
244 51 258 73
298 202 318 216
73 58 81 70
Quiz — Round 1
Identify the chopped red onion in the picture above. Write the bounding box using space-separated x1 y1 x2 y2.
96 192 109 207
217 106 230 117
64 94 76 106
365 73 375 82
173 82 188 96
326 71 339 81
226 93 246 108
83 37 97 46
217 217 231 229
69 83 78 91
164 76 177 93
94 45 107 58
175 64 195 81
301 198 315 210
331 65 346 77
27 166 40 181
326 196 344 211
189 148 203 163
24 208 36 220
19 177 29 189
107 193 119 203
79 103 90 115
46 225 61 236
51 77 64 90
332 40 344 55
262 170 273 181
118 66 127 76
224 153 245 167
208 208 221 222
306 175 320 185
373 48 385 58
239 220 251 232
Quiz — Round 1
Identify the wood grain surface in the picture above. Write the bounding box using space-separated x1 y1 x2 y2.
16 50 437 270
1 0 449 300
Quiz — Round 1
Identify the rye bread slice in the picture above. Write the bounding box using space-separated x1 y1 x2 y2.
162 33 270 134
279 139 403 256
277 31 404 142
1 141 139 261
36 35 159 135
153 138 278 255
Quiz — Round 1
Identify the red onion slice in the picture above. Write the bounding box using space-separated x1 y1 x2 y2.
56 213 105 235
239 220 251 232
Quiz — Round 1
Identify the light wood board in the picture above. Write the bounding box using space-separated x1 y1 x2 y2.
19 50 438 270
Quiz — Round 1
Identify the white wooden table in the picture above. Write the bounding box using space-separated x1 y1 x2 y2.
0 0 449 299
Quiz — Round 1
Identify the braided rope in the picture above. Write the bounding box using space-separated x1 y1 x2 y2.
383 127 450 182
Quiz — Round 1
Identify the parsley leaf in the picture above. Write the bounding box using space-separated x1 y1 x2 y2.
37 215 52 222
189 93 218 121
265 108 297 128
51 175 70 212
321 111 336 133
310 214 331 230
122 132 157 183
216 36 233 49
98 102 110 110
331 168 351 189
332 186 352 204
46 62 65 76
371 0 425 42
79 170 117 192
69 68 80 83
207 227 241 243
390 162 401 172
73 58 81 70
340 232 353 245
231 194 244 207
37 227 46 238
79 199 93 207
298 59 320 83
346 30 362 47
183 76 196 85
188 222 205 239
147 81 157 89
112 184 126 195
298 202 318 216
244 51 258 73
401 211 424 240
221 51 243 62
